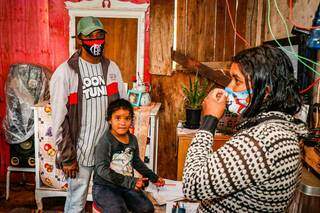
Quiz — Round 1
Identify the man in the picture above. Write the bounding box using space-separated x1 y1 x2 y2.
50 16 126 212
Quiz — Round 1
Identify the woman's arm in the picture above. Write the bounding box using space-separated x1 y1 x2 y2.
182 116 273 200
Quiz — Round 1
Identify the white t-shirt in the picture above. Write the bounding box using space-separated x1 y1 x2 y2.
77 57 109 166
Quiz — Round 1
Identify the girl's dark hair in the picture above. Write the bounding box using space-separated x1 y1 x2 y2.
107 98 134 121
233 44 302 118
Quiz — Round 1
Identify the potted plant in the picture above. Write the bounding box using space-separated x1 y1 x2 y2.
182 74 212 129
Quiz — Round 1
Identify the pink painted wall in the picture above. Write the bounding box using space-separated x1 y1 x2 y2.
0 0 72 181
0 0 150 181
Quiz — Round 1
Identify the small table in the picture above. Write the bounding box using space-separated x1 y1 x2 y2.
6 166 35 200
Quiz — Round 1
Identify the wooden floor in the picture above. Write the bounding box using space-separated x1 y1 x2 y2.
0 181 165 213
0 181 90 213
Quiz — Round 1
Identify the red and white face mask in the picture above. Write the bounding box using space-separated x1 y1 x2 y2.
81 39 105 57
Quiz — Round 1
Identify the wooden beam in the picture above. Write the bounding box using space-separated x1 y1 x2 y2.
255 0 263 46
175 61 231 72
172 50 231 87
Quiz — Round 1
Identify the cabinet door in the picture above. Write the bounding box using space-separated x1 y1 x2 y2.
177 136 192 181
177 135 230 180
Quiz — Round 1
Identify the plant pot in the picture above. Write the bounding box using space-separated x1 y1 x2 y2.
185 108 201 129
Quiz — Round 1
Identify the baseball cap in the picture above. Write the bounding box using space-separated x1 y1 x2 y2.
77 16 106 36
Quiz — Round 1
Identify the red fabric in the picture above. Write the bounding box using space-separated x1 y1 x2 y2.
68 93 78 105
92 201 102 213
82 39 105 46
107 82 119 96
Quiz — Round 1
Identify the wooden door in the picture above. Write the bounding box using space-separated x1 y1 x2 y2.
75 17 137 87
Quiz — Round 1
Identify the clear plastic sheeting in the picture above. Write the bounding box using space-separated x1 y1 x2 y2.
3 64 51 144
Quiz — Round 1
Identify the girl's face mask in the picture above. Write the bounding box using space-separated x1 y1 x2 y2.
225 87 252 115
81 39 105 57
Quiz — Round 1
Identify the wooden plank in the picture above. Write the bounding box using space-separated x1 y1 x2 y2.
202 61 232 70
203 0 217 61
255 0 263 46
215 0 227 61
48 0 70 71
149 0 174 76
245 0 256 47
176 0 187 55
150 72 190 179
235 0 248 52
185 0 199 59
101 18 137 86
175 61 231 71
195 0 205 60
172 50 231 87
177 0 217 62
224 0 236 59
197 0 216 61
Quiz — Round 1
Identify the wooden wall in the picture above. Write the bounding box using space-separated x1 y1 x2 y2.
262 0 317 41
150 0 250 179
150 0 319 179
176 0 248 62
0 0 71 181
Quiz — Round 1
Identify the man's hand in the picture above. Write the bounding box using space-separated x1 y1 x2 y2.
202 88 227 119
62 160 79 179
135 177 149 191
154 177 165 187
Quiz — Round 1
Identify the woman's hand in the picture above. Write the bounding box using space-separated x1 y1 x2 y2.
202 88 227 119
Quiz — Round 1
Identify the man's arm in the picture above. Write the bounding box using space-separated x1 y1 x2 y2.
50 65 77 175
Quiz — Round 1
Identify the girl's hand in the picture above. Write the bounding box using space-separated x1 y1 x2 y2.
135 177 148 190
202 88 227 119
154 177 165 187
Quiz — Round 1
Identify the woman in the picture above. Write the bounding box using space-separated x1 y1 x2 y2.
183 45 309 212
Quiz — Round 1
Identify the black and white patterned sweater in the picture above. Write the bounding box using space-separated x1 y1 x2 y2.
183 111 308 212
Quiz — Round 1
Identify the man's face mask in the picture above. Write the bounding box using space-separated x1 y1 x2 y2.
225 87 252 115
81 38 105 57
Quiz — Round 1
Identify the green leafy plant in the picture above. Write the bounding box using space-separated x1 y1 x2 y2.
181 74 212 110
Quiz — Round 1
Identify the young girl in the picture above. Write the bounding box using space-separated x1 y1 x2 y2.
93 98 165 213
